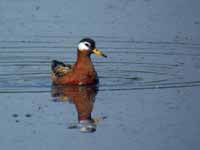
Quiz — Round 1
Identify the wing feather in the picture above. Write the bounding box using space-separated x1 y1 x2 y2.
51 60 72 77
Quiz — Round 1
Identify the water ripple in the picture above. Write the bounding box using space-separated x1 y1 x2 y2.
0 35 198 93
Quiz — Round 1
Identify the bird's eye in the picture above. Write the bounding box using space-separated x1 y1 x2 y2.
85 43 90 47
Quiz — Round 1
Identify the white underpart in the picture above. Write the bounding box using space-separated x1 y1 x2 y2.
78 82 83 85
78 42 91 51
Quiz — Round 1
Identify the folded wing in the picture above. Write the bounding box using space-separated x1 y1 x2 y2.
51 60 72 77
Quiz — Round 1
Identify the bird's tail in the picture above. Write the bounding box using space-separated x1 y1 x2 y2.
51 60 66 70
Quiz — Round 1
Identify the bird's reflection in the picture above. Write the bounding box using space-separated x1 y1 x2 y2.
51 85 106 133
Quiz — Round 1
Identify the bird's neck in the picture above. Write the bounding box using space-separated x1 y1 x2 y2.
75 50 95 72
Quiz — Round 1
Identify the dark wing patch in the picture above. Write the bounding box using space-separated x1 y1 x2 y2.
51 60 72 77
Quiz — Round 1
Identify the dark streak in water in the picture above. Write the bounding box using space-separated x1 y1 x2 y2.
0 35 198 94
1 49 200 57
0 46 74 49
0 81 200 93
32 35 200 46
102 83 200 91
0 40 58 44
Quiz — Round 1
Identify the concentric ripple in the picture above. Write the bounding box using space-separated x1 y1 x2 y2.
0 35 200 93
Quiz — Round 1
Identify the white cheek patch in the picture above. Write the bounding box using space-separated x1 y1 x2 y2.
78 42 90 51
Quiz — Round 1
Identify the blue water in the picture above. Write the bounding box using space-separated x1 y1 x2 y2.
0 0 200 150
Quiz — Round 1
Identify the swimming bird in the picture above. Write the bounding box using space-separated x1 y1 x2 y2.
51 38 107 85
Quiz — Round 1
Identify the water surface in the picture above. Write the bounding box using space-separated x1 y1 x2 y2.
1 0 200 150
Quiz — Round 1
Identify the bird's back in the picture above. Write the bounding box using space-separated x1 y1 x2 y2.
51 60 98 85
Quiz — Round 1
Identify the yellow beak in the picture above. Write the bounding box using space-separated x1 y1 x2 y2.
92 48 107 58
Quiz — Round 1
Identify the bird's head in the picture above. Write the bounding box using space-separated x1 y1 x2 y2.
78 38 107 58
